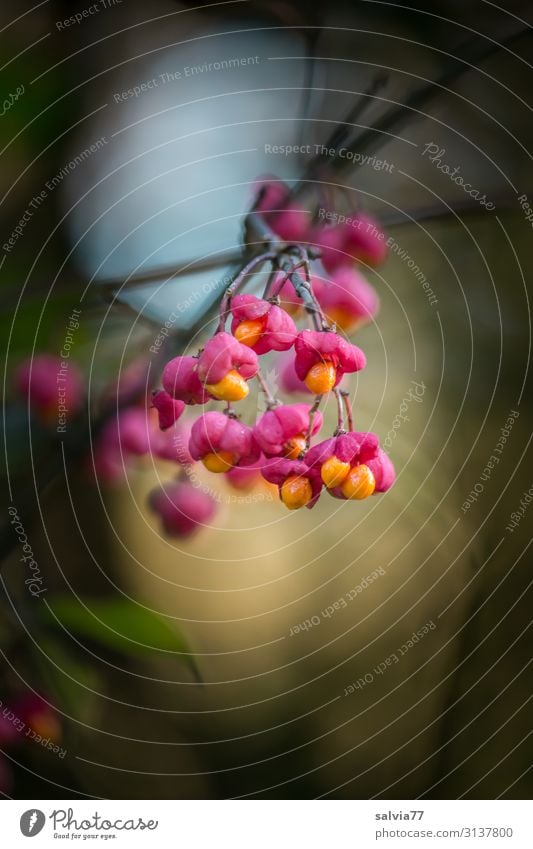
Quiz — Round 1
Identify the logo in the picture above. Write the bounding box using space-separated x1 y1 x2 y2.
20 809 46 837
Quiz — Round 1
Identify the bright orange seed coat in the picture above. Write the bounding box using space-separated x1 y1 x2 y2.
202 451 236 473
206 369 249 401
321 455 351 488
304 361 336 394
283 434 307 459
234 319 265 348
340 464 375 500
280 475 313 509
324 305 362 332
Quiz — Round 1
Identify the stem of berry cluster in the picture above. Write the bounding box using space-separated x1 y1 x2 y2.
255 368 279 410
278 258 329 332
223 401 239 418
262 258 298 300
306 396 322 448
333 388 346 435
341 389 354 432
216 250 278 333
262 262 283 300
287 245 331 329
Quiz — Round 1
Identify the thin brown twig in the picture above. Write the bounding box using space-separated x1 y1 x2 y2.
297 26 530 186
264 258 304 300
255 368 279 410
333 388 346 435
306 395 322 449
278 258 329 331
340 389 354 432
98 249 245 293
216 250 278 333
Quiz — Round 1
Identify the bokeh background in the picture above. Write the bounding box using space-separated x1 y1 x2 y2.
1 0 532 799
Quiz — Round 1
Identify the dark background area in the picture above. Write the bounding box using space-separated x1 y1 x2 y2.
0 0 532 799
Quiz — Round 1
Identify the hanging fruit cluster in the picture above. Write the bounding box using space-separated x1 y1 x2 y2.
146 176 396 535
14 177 396 540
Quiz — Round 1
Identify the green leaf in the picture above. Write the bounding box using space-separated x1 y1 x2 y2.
35 636 102 721
41 597 201 681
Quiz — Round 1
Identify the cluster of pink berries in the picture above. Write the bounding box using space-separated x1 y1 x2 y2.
14 178 395 540
13 353 219 540
146 177 395 533
255 175 384 332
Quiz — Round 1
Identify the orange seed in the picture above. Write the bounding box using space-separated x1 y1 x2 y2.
206 369 249 402
280 475 313 510
284 434 307 459
234 318 265 348
340 464 375 500
202 451 236 473
321 455 351 488
304 361 336 395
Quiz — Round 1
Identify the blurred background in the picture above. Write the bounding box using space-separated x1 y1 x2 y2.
0 0 532 799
